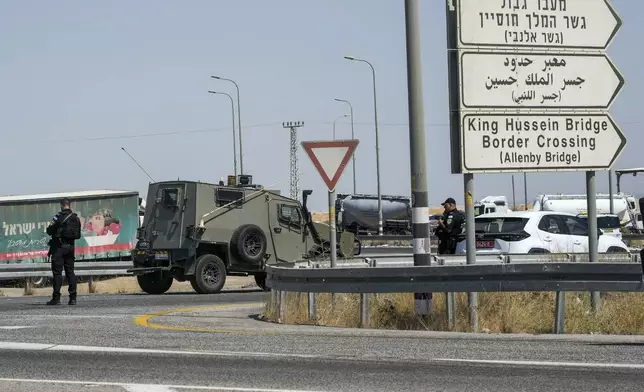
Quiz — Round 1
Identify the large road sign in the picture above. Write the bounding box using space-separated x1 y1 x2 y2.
446 0 626 174
458 0 622 50
460 113 626 172
460 52 624 110
301 140 359 192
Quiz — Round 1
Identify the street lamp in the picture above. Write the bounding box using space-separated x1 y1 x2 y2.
333 114 349 140
208 90 238 177
344 56 383 235
211 75 244 175
334 98 357 194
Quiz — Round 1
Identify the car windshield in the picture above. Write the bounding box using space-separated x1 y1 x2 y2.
578 215 621 229
474 217 529 233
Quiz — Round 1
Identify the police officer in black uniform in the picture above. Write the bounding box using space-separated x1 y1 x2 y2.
46 198 81 306
435 197 465 255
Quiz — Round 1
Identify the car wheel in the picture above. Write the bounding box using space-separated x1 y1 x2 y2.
136 273 173 295
190 254 227 294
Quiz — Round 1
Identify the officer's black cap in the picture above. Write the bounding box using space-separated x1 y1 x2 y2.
441 197 456 205
60 197 71 206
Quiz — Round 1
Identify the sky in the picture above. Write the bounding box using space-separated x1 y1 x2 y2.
1 0 642 212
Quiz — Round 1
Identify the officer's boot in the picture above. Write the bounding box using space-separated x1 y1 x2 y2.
47 275 63 305
68 275 78 305
46 292 61 306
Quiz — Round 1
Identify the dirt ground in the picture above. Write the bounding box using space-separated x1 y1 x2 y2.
0 275 257 297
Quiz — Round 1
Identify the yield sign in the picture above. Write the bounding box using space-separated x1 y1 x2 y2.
301 139 359 192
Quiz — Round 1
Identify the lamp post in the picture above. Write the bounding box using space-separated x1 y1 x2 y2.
344 56 383 235
211 75 244 175
208 90 237 177
332 114 349 140
334 98 356 194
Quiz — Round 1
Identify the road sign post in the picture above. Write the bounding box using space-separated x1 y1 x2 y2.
301 140 360 268
447 0 625 318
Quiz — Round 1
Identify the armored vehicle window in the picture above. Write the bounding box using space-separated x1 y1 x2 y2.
162 188 179 207
216 188 244 208
279 204 301 226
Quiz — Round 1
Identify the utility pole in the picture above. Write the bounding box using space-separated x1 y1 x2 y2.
334 98 357 194
207 90 238 177
344 56 383 236
332 114 349 140
211 75 244 175
283 121 305 201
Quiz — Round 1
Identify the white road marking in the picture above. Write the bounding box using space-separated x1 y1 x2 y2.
1 340 644 370
0 377 323 392
0 326 36 330
432 357 644 369
2 315 129 319
123 385 178 392
0 341 321 360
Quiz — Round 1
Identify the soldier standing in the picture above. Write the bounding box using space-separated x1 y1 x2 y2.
46 198 82 305
435 197 465 255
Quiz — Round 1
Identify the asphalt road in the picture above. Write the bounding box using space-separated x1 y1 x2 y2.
3 290 644 391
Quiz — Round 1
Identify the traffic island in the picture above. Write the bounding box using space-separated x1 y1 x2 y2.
262 291 644 335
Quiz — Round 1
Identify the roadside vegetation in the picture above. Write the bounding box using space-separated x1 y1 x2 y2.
263 291 644 335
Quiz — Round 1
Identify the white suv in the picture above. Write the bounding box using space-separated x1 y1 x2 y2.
454 211 629 254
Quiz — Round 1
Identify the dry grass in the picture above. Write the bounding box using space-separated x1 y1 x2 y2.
22 283 35 296
0 275 256 297
263 291 644 335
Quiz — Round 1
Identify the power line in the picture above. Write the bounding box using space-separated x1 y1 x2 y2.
12 119 644 145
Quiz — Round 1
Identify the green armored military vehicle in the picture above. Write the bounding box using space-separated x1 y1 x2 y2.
128 174 361 294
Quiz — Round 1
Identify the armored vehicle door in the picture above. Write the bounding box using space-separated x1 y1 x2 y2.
268 199 307 263
148 183 187 249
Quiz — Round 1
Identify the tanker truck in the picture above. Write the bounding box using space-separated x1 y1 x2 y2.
532 193 643 233
335 193 412 235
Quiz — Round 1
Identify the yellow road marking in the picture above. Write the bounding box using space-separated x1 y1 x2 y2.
133 302 274 334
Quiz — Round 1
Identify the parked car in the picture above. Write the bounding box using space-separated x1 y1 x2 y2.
454 211 629 254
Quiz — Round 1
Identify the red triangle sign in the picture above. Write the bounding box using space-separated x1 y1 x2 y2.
301 139 359 191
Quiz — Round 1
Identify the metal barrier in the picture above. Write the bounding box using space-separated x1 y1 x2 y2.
266 252 644 334
295 252 638 269
267 262 644 293
0 261 132 279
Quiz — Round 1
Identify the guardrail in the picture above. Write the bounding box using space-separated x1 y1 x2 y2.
296 252 639 269
0 261 133 293
266 251 644 334
0 261 132 279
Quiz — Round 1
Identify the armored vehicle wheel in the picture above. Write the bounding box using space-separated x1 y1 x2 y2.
190 254 227 294
231 224 267 265
254 273 269 291
136 273 173 295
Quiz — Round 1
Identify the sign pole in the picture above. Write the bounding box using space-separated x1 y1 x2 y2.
464 173 478 331
404 0 433 316
301 138 360 274
586 170 600 313
328 189 337 268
